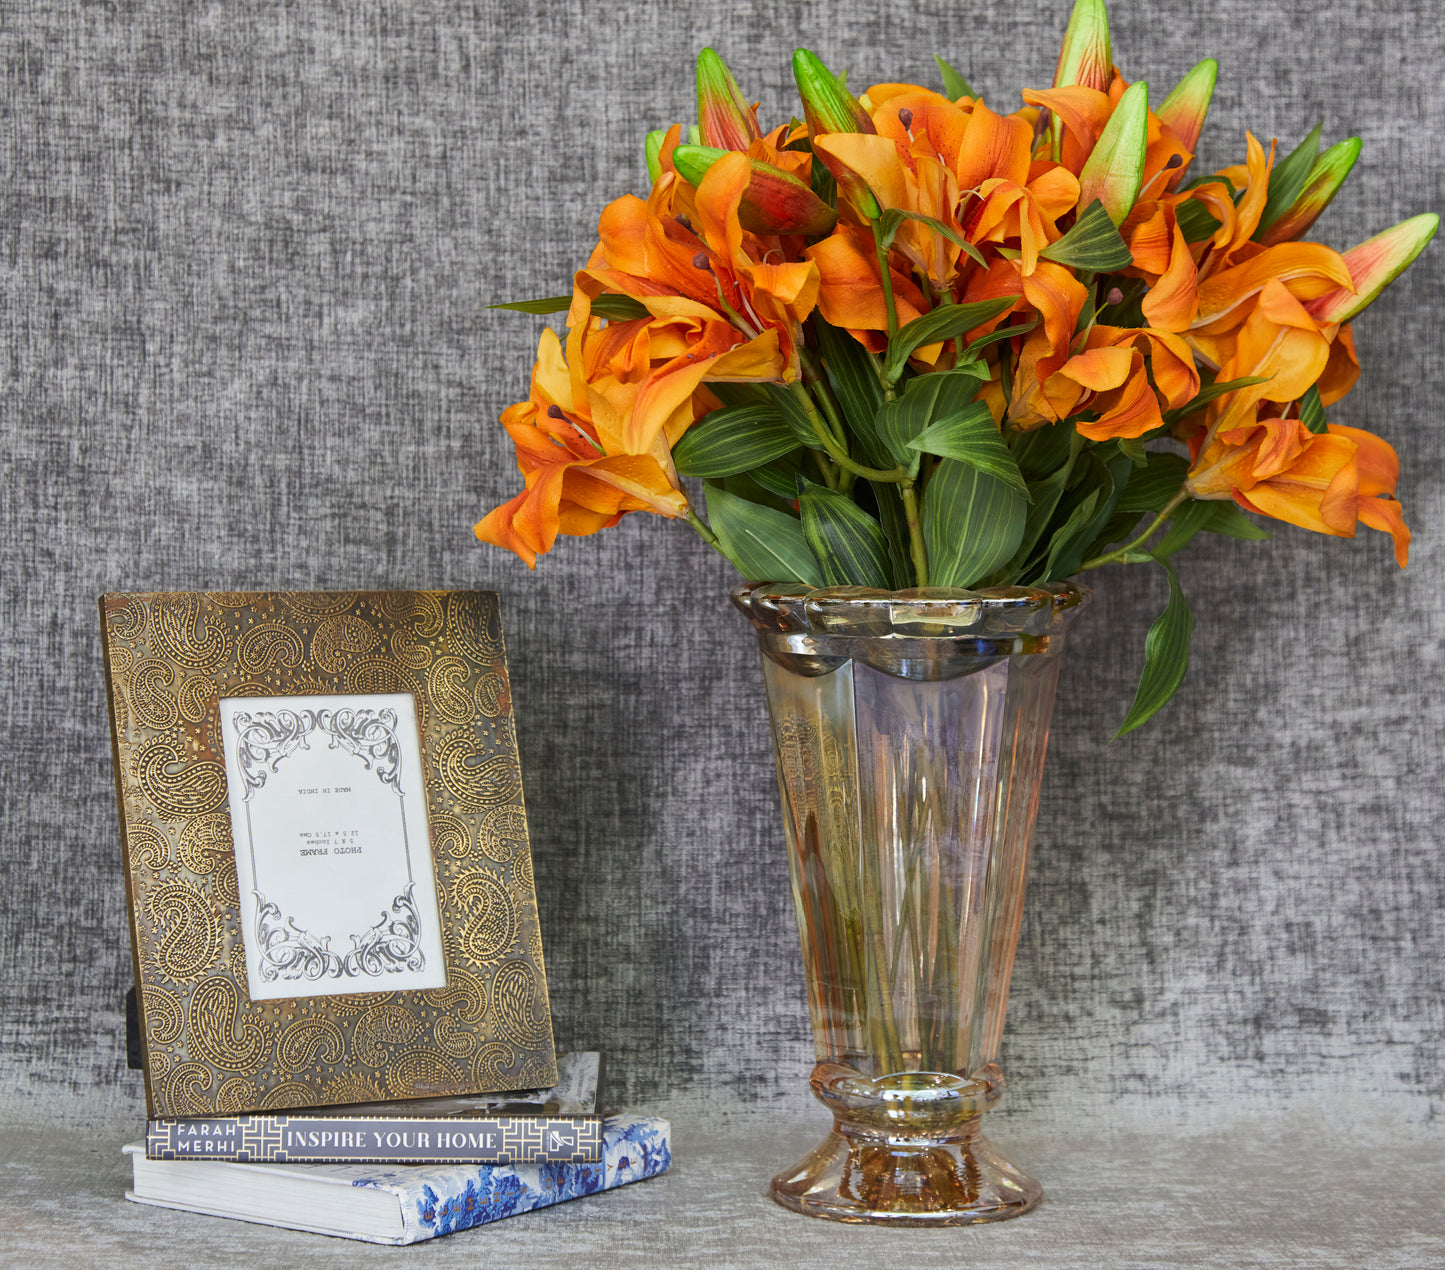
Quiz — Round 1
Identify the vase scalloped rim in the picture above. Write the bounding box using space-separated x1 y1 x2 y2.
731 579 1090 641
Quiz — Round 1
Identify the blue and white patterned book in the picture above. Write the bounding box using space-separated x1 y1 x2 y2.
124 1114 670 1244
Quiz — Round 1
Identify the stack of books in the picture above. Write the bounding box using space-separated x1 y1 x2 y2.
123 1052 671 1245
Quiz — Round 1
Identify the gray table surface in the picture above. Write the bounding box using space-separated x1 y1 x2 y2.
3 1100 1441 1270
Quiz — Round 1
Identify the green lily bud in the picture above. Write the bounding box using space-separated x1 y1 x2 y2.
1258 138 1362 247
792 48 879 219
1076 80 1149 225
1053 0 1114 91
672 145 838 236
792 48 875 135
696 48 763 152
645 129 667 185
1157 58 1217 155
1306 213 1439 324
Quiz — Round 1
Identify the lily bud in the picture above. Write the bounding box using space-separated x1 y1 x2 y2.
792 48 880 219
673 144 838 236
645 129 667 184
1077 80 1149 226
1305 213 1439 324
792 48 875 135
696 48 763 151
1053 0 1113 91
1156 58 1217 156
1258 137 1362 247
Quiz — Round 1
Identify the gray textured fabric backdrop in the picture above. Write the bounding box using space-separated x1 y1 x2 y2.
2 0 1441 1137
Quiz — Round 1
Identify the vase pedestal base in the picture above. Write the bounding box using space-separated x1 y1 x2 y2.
769 1124 1041 1225
770 1066 1041 1225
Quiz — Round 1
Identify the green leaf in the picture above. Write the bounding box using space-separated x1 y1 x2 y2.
960 317 1037 362
1040 200 1134 271
876 368 987 477
922 460 1027 588
592 294 652 321
704 484 823 585
884 296 1016 382
1163 374 1272 423
1115 555 1194 737
1081 510 1145 561
934 54 978 101
987 429 1086 585
815 320 888 466
1204 501 1270 540
906 403 1029 497
1299 384 1327 434
485 293 651 321
797 479 892 588
1151 498 1214 558
1255 122 1323 241
1009 420 1075 482
763 382 826 450
488 295 571 315
1041 488 1100 580
877 208 987 266
1115 452 1189 514
672 405 801 478
1176 199 1222 244
1039 445 1133 580
746 453 807 500
718 471 794 515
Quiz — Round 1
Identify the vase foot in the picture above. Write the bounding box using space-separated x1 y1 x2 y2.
769 1124 1041 1225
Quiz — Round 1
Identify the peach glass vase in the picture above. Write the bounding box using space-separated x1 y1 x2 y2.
732 581 1089 1225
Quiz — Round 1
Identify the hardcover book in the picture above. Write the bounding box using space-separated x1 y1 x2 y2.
125 1115 671 1244
99 590 557 1117
147 1112 602 1165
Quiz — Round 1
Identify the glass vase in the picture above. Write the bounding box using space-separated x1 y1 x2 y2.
732 581 1089 1225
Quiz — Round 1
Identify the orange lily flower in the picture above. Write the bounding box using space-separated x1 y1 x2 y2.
475 319 692 568
1185 408 1408 566
579 141 818 453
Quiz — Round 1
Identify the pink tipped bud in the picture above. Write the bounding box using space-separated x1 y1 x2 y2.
696 48 763 152
1258 137 1362 247
791 48 880 219
673 144 838 237
1306 214 1439 324
1077 80 1149 226
1157 58 1217 155
1053 0 1113 91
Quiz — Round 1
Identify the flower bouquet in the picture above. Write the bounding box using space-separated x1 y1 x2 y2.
477 0 1435 1225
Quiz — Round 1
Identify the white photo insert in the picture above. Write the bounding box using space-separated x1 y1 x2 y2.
218 692 447 1000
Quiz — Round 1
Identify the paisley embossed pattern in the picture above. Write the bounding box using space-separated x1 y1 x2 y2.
427 657 474 723
428 811 472 860
215 1076 263 1113
492 959 552 1047
128 822 173 870
479 805 527 863
127 659 179 729
177 812 232 876
453 870 518 965
435 734 521 811
312 613 381 672
188 977 272 1072
384 1048 464 1100
146 883 220 980
142 985 185 1045
135 739 227 818
151 594 229 670
278 1017 345 1072
353 1003 423 1067
160 1062 214 1115
100 590 554 1116
237 622 305 673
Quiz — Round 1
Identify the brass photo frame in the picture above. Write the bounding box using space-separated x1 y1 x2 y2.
100 590 557 1118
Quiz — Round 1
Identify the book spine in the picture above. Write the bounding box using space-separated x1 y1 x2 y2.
146 1113 602 1165
395 1116 672 1244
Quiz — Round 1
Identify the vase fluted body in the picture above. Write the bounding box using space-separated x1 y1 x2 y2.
732 581 1089 1225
